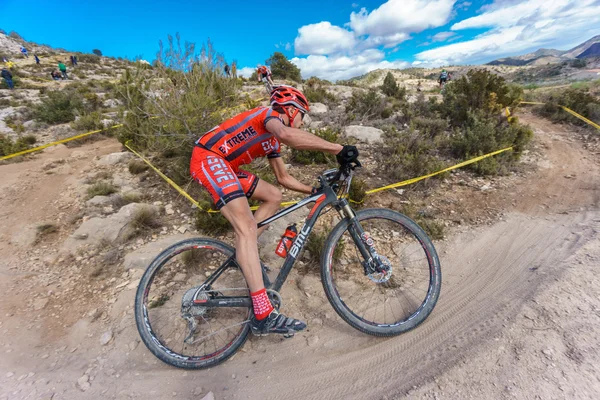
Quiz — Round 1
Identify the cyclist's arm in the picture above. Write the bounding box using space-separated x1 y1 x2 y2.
268 157 313 194
265 119 342 154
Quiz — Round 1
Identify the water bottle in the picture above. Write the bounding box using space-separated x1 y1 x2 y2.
275 224 297 258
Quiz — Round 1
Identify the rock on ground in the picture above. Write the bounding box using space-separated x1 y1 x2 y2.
344 125 383 144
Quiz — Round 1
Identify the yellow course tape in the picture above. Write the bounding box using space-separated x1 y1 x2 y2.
559 105 600 130
124 139 514 213
518 101 600 130
0 124 123 161
365 147 513 196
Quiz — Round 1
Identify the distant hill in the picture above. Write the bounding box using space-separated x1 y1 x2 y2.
576 42 600 58
487 34 600 66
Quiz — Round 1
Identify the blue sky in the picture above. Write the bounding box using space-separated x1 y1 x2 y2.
1 0 599 81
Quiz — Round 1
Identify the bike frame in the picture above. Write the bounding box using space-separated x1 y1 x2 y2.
194 170 374 310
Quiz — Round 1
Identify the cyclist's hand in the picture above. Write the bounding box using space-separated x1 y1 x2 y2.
336 145 361 168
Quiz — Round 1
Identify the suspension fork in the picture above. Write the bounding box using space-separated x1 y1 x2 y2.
338 199 378 267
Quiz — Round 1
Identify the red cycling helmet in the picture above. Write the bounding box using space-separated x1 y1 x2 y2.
270 85 310 126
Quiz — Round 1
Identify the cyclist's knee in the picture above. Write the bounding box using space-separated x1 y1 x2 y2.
233 216 258 238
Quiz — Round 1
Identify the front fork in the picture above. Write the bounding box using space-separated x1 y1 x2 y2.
338 200 383 274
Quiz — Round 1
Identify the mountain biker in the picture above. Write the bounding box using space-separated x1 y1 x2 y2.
190 85 359 336
257 64 274 86
438 69 449 88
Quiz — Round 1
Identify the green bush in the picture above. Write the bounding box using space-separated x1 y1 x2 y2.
451 111 533 175
0 134 37 157
533 87 600 127
304 77 339 105
441 69 523 127
380 72 406 100
71 111 104 131
349 177 367 208
346 89 388 120
570 59 587 68
128 159 149 174
291 127 339 165
412 116 448 138
78 53 101 64
87 181 117 198
32 90 84 124
379 127 448 182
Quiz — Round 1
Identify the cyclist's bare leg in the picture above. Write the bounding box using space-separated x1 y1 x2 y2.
250 180 283 237
220 197 264 293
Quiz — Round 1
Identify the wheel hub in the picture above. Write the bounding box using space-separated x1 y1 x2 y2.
367 256 392 283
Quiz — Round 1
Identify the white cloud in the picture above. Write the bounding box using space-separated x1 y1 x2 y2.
285 42 291 51
291 49 409 81
350 0 456 37
432 31 456 42
417 0 600 65
238 67 255 78
294 22 356 55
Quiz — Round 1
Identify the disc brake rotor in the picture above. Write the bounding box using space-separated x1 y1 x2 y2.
367 256 392 283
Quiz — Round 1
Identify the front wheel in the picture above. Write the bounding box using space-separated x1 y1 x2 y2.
321 209 441 336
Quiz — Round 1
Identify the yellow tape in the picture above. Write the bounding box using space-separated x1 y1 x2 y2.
559 106 600 130
0 124 123 161
123 141 202 209
366 147 514 195
518 101 600 130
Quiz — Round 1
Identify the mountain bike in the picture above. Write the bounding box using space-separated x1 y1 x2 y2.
261 76 273 95
134 164 442 369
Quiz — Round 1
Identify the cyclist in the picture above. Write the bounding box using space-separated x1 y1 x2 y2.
257 64 274 86
190 85 359 336
438 69 449 88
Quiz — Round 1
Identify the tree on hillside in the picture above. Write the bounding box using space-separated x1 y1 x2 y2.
266 52 301 82
92 49 103 56
381 72 399 97
380 72 406 100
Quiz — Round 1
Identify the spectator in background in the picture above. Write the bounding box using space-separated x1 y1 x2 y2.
20 46 29 58
224 63 231 77
50 70 62 80
34 54 40 64
58 61 68 79
2 67 14 89
73 55 78 66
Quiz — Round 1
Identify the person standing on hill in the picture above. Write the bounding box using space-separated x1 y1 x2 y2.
1 67 14 89
224 63 231 77
58 61 68 79
20 46 29 58
34 54 40 64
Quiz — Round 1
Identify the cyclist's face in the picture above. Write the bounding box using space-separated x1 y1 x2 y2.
292 110 305 128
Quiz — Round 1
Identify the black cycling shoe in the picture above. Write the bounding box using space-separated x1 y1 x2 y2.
250 309 307 337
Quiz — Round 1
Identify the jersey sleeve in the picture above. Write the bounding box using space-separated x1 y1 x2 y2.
263 108 283 128
267 139 281 159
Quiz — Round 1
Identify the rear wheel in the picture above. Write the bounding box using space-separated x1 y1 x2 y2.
134 238 250 369
321 209 441 336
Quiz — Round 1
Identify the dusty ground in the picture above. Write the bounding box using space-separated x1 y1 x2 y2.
0 112 599 400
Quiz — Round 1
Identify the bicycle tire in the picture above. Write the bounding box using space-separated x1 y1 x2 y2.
321 208 441 336
134 238 251 369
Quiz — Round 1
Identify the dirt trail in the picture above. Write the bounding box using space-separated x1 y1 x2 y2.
0 114 599 400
